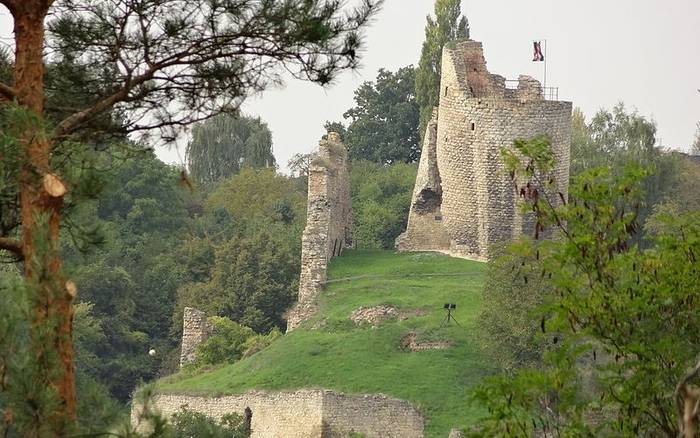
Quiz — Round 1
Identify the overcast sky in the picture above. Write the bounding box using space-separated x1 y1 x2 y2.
1 1 699 172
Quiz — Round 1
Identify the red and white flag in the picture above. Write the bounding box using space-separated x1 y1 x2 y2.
532 41 545 62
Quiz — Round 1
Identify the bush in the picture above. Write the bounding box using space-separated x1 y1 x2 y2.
242 327 282 358
477 244 549 373
171 408 249 438
195 317 255 366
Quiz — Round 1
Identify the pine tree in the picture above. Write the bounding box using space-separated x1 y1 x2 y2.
415 0 469 138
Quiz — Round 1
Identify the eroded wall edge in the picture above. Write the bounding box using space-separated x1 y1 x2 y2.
286 133 352 331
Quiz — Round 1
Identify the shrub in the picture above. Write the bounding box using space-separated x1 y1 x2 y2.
195 317 255 366
171 408 248 438
242 327 282 358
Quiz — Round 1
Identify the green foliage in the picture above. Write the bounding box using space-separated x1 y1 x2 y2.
349 161 417 249
75 375 125 434
2 0 383 434
157 250 490 438
471 136 700 436
323 121 348 141
469 343 593 437
205 168 306 229
170 408 248 438
570 104 682 242
242 328 282 358
177 231 299 333
477 245 550 373
329 66 420 164
186 114 276 186
0 223 72 437
287 152 313 178
175 168 305 333
45 0 382 139
416 0 469 138
195 317 255 366
63 153 195 402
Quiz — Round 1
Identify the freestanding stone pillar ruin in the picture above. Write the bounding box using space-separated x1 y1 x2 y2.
397 40 572 260
286 133 352 331
179 307 212 368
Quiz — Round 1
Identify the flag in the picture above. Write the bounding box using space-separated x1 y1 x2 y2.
533 41 545 62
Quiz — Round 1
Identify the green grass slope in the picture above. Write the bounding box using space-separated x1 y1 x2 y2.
158 250 490 437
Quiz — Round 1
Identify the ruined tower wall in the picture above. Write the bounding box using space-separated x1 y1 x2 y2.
287 133 352 331
437 41 571 260
397 40 571 260
179 307 213 368
395 109 452 252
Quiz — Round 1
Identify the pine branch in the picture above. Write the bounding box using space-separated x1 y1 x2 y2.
0 82 16 101
0 237 22 258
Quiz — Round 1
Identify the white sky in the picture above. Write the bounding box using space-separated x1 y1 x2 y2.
1 1 699 172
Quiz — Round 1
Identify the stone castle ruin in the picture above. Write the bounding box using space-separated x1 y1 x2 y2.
132 389 423 438
397 40 572 260
179 307 212 368
286 132 352 331
143 40 575 438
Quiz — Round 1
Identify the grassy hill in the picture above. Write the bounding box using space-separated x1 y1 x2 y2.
157 250 491 437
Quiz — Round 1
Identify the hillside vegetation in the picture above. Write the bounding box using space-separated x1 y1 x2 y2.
157 250 490 437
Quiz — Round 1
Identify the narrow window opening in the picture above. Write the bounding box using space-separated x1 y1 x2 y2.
444 86 448 96
471 122 476 131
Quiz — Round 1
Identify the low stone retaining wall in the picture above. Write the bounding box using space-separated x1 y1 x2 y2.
132 389 424 438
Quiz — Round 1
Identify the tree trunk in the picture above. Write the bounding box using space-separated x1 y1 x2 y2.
14 1 76 434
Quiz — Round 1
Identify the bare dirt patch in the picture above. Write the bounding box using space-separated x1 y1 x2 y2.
350 306 398 327
350 306 431 327
399 332 451 352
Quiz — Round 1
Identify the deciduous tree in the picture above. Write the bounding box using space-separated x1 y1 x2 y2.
327 66 420 164
186 114 275 186
471 136 700 437
415 0 469 138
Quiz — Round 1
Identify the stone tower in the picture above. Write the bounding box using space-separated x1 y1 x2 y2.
286 133 352 331
397 40 572 260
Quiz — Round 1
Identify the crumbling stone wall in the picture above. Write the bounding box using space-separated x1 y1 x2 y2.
287 133 352 331
396 109 452 252
398 40 571 260
179 307 212 368
321 391 424 437
131 389 424 438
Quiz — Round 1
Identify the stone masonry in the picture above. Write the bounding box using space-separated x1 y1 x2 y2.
179 307 212 368
397 40 572 260
395 108 452 252
287 133 352 331
131 389 424 438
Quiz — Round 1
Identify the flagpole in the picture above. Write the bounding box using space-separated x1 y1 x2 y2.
543 39 547 91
